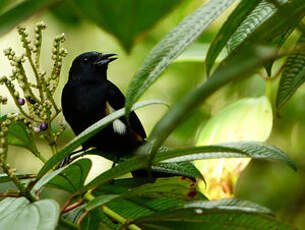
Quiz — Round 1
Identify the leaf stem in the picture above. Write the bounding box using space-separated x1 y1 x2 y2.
84 191 142 230
33 150 47 163
4 80 42 122
27 53 44 100
2 163 36 201
60 217 80 230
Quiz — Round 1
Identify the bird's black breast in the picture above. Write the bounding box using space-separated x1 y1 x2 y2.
62 79 146 154
62 80 108 135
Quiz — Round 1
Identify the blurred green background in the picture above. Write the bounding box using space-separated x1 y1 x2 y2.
0 0 304 228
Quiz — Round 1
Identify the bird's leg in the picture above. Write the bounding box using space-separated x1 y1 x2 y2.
70 148 89 161
111 154 120 168
56 147 88 169
109 154 120 184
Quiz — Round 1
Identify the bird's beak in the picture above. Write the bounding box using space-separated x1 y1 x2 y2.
94 53 118 66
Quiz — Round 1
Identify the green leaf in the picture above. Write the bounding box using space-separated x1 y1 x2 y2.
81 140 294 194
86 177 200 211
80 155 148 193
276 34 305 111
184 198 272 214
81 209 112 230
80 155 200 194
50 1 81 25
225 0 299 76
0 115 39 156
125 0 236 118
146 45 278 162
71 0 184 52
38 100 166 178
174 43 225 63
152 162 203 179
0 0 15 13
85 148 202 179
205 0 261 75
32 159 91 194
227 0 287 53
94 178 155 195
47 159 91 193
133 199 295 230
227 0 305 76
0 173 35 183
108 197 184 221
0 0 59 37
0 197 59 230
154 141 296 171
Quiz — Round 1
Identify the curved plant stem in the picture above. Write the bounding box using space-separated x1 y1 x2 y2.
60 217 80 230
84 191 142 230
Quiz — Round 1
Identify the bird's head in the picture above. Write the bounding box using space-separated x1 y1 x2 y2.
69 51 117 80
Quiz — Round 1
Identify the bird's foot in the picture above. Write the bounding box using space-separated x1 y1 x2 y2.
111 154 120 168
55 155 71 169
55 147 89 169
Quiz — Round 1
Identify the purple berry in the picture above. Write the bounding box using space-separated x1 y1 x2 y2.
40 122 48 131
28 97 36 104
18 98 25 105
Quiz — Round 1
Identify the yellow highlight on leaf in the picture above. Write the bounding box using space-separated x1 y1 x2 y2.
194 96 273 200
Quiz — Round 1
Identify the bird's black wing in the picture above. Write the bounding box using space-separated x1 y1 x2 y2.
106 80 146 139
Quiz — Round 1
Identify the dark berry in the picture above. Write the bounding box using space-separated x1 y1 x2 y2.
28 97 36 104
40 122 48 131
18 98 25 105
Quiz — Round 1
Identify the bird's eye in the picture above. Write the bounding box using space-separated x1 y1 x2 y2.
83 58 88 63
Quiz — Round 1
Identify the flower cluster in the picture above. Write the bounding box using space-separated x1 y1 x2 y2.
0 22 67 155
49 34 67 94
0 22 68 201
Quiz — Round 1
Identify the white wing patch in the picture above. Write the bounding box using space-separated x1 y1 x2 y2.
106 102 126 135
113 119 127 135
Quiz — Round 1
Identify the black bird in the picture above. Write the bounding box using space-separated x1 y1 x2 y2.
61 52 146 165
61 51 194 179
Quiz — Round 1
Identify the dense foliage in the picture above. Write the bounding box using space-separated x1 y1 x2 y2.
0 0 305 229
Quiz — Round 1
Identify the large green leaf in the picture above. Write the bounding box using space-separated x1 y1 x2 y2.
125 0 236 118
227 0 304 75
0 197 59 230
226 0 298 75
154 142 296 170
38 100 166 178
0 115 39 156
226 0 287 53
174 43 226 63
133 199 295 230
80 209 111 230
0 0 15 13
32 159 91 194
205 0 261 75
46 159 91 193
80 155 148 193
85 148 202 179
108 197 184 222
0 0 59 37
146 45 278 162
50 1 81 25
86 177 200 211
80 140 294 193
71 0 184 52
151 162 203 179
276 34 305 111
